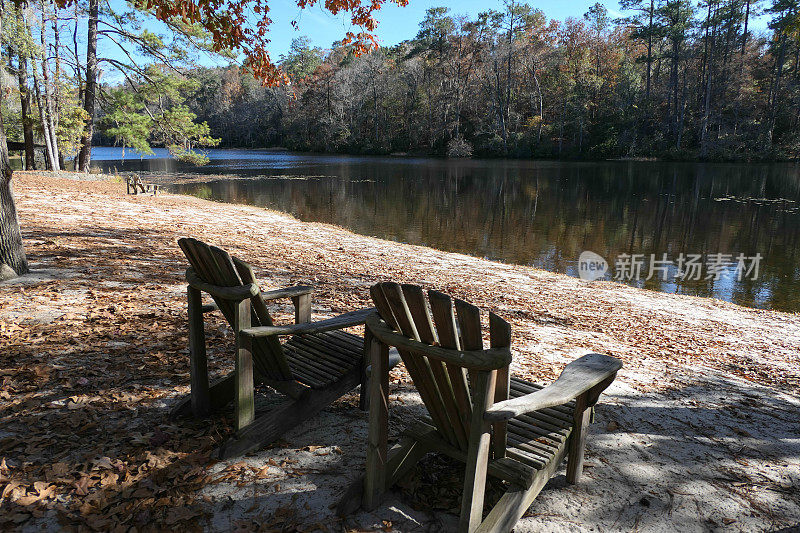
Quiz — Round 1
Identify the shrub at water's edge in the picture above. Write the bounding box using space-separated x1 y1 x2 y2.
168 146 211 166
447 137 473 158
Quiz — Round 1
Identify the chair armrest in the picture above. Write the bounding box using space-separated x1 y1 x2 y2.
241 307 375 338
186 268 259 301
366 313 512 371
484 353 622 422
260 285 314 301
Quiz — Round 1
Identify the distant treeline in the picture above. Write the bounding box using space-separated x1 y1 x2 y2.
107 1 800 161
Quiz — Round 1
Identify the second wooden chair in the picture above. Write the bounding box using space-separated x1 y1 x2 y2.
173 238 395 458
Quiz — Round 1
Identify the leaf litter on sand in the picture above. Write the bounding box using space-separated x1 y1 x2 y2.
1 172 798 531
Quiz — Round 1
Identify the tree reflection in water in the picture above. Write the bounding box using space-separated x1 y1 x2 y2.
93 150 800 311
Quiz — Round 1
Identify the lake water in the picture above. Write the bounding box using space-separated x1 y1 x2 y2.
90 147 800 312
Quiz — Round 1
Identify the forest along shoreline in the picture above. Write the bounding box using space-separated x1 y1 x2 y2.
1 171 798 530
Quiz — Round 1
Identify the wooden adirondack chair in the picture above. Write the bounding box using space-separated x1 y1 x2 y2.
172 237 382 458
126 175 158 195
349 282 622 533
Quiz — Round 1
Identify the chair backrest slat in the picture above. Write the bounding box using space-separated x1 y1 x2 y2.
402 285 468 449
490 312 512 458
371 283 512 453
455 298 483 395
231 256 293 380
401 284 437 344
178 239 211 281
428 290 473 439
380 283 420 340
370 284 400 331
372 283 461 447
232 257 274 327
178 238 293 382
455 298 482 351
429 291 461 350
489 312 511 349
209 245 243 287
180 239 237 325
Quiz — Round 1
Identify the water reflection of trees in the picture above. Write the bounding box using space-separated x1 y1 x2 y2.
172 160 800 311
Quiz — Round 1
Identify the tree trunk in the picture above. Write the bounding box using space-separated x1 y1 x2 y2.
646 0 654 104
31 58 57 170
670 36 680 142
676 66 687 150
529 60 544 143
559 97 566 155
767 30 788 143
73 2 82 101
77 0 98 172
700 10 717 158
699 1 712 108
493 58 508 151
16 53 36 170
741 0 750 56
373 83 379 145
0 173 28 276
0 3 29 275
53 8 66 170
505 1 514 144
40 3 61 172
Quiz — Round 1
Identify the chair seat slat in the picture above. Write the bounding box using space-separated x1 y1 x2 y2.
507 433 561 457
285 342 352 378
507 435 564 466
508 421 567 450
285 348 343 382
285 338 359 377
503 448 547 471
288 367 327 388
291 331 363 360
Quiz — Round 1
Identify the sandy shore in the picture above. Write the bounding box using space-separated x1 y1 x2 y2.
1 171 798 531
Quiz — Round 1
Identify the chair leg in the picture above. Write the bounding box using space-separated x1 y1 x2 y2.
292 293 312 324
360 347 400 412
187 286 210 417
337 436 426 517
460 370 496 533
171 372 236 419
363 337 389 510
359 330 373 411
234 299 254 431
492 366 510 460
566 392 591 484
